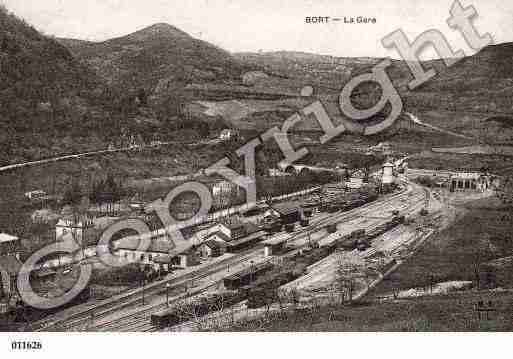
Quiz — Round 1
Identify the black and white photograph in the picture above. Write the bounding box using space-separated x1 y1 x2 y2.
0 0 512 354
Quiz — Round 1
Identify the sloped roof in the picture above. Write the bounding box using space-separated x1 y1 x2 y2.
227 230 266 247
200 239 226 250
205 231 231 243
0 233 18 244
450 172 482 180
114 236 173 254
270 201 302 216
153 254 172 264
222 221 245 230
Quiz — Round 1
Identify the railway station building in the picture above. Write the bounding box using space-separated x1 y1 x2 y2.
449 172 490 192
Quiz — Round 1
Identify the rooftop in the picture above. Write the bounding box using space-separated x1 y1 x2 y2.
205 231 231 243
262 233 290 246
199 239 226 250
226 230 266 247
0 233 18 244
270 200 303 216
450 172 483 180
114 236 173 254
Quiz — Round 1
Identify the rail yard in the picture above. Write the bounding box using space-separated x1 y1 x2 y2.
21 172 438 332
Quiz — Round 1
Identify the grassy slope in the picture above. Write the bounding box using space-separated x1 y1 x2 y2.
227 290 513 331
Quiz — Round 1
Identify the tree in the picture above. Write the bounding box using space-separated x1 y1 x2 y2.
62 180 82 207
496 175 513 207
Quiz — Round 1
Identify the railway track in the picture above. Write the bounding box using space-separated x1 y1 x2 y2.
77 254 272 332
35 182 426 332
34 249 264 331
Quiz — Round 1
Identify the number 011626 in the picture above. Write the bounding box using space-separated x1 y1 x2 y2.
11 341 42 350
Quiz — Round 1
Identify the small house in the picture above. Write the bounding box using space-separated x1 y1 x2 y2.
25 190 47 201
219 129 239 141
270 201 303 225
197 239 226 258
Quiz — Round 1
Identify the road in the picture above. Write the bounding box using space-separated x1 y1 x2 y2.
33 178 427 332
0 141 188 174
405 112 474 140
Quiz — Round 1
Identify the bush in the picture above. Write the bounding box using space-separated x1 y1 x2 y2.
416 175 436 188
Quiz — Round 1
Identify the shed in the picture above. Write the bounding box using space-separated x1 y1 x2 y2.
223 261 273 290
197 239 226 258
262 234 289 256
270 201 303 225
226 230 266 252
204 231 231 244
223 221 247 239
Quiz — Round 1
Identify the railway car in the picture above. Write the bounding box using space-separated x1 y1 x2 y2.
244 270 301 308
284 223 295 233
300 219 309 227
223 262 274 290
151 291 243 328
263 221 282 234
356 238 371 251
326 224 338 234
365 215 406 241
336 229 366 250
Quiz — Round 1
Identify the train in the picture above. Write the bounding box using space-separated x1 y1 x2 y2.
151 291 243 328
244 270 300 309
223 261 275 290
332 215 404 251
150 263 305 328
149 210 406 329
319 192 378 214
365 215 405 242
151 260 301 328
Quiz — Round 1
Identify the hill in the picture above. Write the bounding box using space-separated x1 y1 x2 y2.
58 23 250 92
404 42 513 116
0 10 253 166
234 51 379 92
0 5 110 165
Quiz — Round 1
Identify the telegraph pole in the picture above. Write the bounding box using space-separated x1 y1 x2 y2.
141 273 146 306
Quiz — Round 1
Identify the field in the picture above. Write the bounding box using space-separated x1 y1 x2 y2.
227 289 513 331
371 197 513 295
409 151 513 175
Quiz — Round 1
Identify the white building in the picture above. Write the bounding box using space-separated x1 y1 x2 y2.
25 190 47 200
114 236 197 270
219 129 239 141
382 162 395 185
450 172 490 192
55 216 119 244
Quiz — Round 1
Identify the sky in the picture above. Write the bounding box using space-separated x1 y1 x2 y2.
2 0 513 59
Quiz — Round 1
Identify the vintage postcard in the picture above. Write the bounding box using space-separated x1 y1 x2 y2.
0 0 512 354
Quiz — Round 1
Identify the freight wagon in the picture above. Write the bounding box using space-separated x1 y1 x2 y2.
151 291 243 328
223 261 274 290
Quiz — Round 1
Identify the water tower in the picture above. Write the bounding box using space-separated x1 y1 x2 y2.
382 161 395 185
